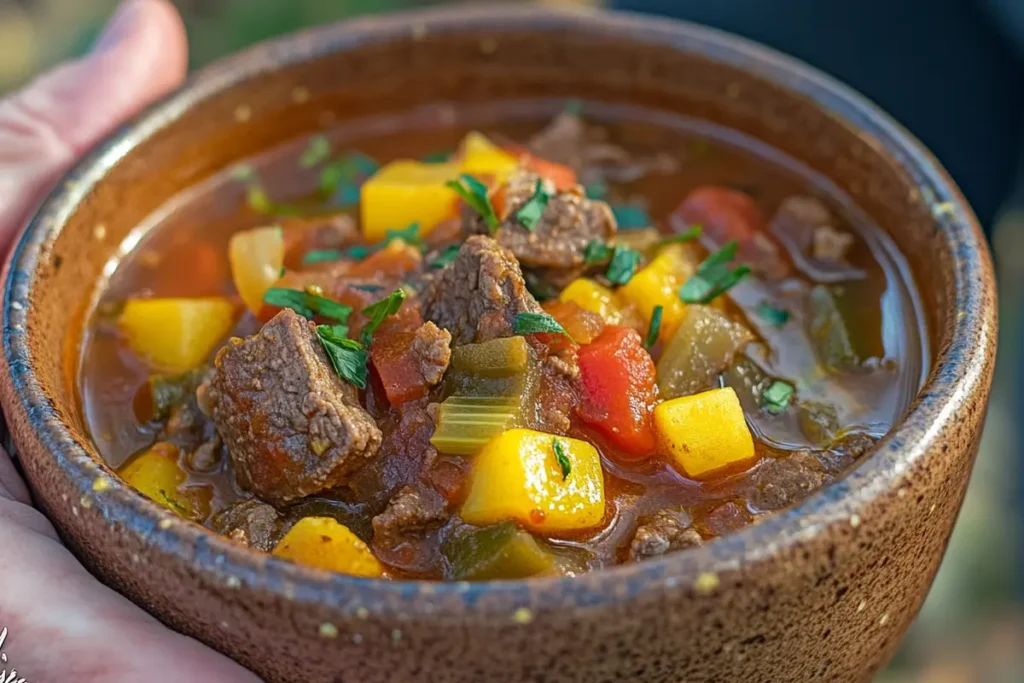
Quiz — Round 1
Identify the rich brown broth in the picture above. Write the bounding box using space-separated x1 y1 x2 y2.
78 100 928 578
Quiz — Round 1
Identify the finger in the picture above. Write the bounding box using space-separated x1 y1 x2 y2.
0 0 188 257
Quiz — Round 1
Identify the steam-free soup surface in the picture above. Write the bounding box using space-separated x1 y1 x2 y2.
80 101 926 579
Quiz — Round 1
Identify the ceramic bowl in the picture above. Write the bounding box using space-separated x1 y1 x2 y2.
0 5 996 682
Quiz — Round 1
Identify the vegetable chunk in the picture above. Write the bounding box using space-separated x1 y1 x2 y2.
360 160 459 241
653 387 756 480
119 297 237 373
273 517 383 577
618 244 697 341
443 520 554 580
229 226 284 313
118 442 211 520
460 429 605 533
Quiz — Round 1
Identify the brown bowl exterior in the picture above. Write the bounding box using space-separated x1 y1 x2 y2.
0 6 996 683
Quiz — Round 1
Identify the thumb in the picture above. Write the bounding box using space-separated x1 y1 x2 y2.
0 0 188 257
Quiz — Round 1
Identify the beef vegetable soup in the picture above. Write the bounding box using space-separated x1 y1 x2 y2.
79 102 927 580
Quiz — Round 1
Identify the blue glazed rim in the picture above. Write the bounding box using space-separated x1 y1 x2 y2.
1 4 995 620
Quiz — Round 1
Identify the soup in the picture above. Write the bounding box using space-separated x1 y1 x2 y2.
79 101 927 580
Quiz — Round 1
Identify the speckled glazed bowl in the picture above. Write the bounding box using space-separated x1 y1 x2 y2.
0 5 996 683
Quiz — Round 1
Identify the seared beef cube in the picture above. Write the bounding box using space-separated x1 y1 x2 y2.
371 485 449 552
206 309 381 504
466 169 616 282
629 509 703 562
212 499 284 552
410 322 452 386
422 235 543 345
748 452 828 512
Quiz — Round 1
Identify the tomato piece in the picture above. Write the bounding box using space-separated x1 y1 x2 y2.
502 143 578 192
370 329 430 405
576 326 659 459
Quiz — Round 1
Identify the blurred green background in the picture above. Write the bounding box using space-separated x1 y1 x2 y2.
0 1 1020 681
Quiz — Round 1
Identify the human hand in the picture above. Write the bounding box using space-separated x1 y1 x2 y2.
0 2 260 681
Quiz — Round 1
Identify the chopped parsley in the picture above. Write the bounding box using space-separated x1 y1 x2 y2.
447 174 498 232
300 135 332 168
678 240 751 304
762 380 795 415
360 289 407 344
611 204 651 230
316 325 369 389
658 224 703 247
262 287 352 323
319 152 379 197
584 180 608 200
430 244 461 269
344 245 374 260
384 222 422 248
606 245 643 285
583 239 614 264
421 149 453 164
757 301 791 327
552 438 572 480
512 312 574 342
515 179 553 231
302 249 344 266
645 305 664 349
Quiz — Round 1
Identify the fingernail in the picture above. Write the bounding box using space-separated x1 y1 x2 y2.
92 0 144 54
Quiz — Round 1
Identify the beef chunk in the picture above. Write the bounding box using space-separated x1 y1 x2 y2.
422 235 543 345
371 485 449 552
212 499 284 552
771 196 832 253
748 452 828 512
629 509 703 562
206 309 382 504
812 225 855 263
465 169 616 281
409 322 452 387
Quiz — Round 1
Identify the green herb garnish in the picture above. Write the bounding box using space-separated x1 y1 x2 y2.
584 239 614 264
658 224 703 247
300 135 332 168
515 179 552 231
385 222 422 247
762 380 795 415
316 325 369 389
757 301 790 327
360 289 407 344
552 438 572 480
512 312 574 342
678 240 751 304
611 204 651 230
584 180 608 200
421 149 453 163
645 305 664 349
319 152 379 196
430 245 461 269
262 287 352 323
344 245 374 260
606 245 643 285
302 249 343 266
245 185 303 216
447 174 499 232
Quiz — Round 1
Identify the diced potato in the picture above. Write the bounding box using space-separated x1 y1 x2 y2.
273 517 383 578
118 442 211 520
618 244 698 341
360 160 460 242
559 278 626 326
461 429 605 533
459 131 520 180
229 226 284 313
653 387 756 480
119 297 237 373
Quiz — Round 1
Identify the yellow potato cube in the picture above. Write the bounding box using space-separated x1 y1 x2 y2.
459 131 520 180
461 429 605 533
273 517 384 578
618 244 698 341
229 226 284 313
118 297 237 373
119 442 211 520
559 278 626 325
360 160 460 242
653 387 756 480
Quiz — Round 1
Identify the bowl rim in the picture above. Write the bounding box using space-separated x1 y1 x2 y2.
2 3 995 618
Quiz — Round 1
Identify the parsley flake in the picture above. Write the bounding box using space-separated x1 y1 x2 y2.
757 301 791 327
512 312 574 342
300 135 332 169
430 245 461 269
515 179 553 231
584 240 614 264
360 289 407 344
447 174 498 232
302 249 343 266
319 152 379 197
762 380 795 415
316 325 369 389
262 288 352 323
658 224 703 247
678 240 751 304
552 438 572 480
606 245 643 285
645 305 664 349
611 204 651 230
384 223 422 247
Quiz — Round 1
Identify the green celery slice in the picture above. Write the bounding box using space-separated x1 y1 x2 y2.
430 397 519 456
444 521 554 580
